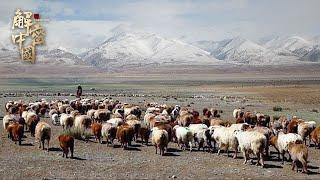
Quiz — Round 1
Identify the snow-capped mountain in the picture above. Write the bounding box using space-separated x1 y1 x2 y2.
263 36 314 57
83 31 220 69
301 45 320 62
193 37 288 64
37 48 85 65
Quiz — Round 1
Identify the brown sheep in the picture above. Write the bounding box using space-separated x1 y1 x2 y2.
139 127 151 145
26 112 40 137
287 118 300 133
58 134 74 158
116 124 135 149
126 119 141 141
244 111 257 125
310 126 320 148
10 123 24 145
288 142 308 173
91 123 102 143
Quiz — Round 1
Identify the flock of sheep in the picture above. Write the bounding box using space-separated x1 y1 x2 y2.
3 98 320 174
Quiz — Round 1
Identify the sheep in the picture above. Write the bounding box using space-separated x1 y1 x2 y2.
139 126 151 145
74 115 92 131
35 121 51 151
144 112 156 128
288 142 308 173
310 126 320 148
51 113 60 126
247 126 273 157
287 118 301 133
194 128 212 152
94 109 111 122
116 124 135 149
212 126 239 158
234 130 266 167
107 118 124 127
233 108 242 119
26 112 39 137
269 132 303 164
174 125 193 151
87 109 96 119
91 123 103 143
177 113 194 127
3 114 15 131
7 122 24 145
126 119 141 141
297 121 316 145
151 128 169 156
155 123 173 142
101 123 117 146
60 114 74 130
58 134 74 158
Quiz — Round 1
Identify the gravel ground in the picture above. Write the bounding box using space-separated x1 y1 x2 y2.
0 119 320 179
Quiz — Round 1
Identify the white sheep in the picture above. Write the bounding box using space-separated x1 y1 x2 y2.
3 114 14 130
212 126 239 158
87 109 96 119
151 128 169 156
106 118 123 127
51 114 60 126
174 125 193 151
234 130 267 167
74 115 92 131
35 121 51 151
270 132 303 164
233 108 241 118
298 121 316 145
101 123 117 146
60 113 74 129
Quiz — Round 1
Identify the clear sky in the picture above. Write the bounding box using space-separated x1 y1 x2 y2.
1 0 319 52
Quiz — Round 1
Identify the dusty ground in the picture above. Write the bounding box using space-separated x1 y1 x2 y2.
0 66 320 179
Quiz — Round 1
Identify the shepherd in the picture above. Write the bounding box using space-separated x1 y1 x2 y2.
76 84 82 98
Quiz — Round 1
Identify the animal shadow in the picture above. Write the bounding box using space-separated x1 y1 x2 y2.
71 157 86 161
163 152 180 156
20 143 33 146
166 148 182 152
48 147 62 152
125 147 141 151
264 164 283 169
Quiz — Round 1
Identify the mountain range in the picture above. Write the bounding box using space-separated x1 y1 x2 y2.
1 26 319 70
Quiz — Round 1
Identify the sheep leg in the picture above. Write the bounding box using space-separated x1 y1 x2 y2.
243 151 247 164
281 151 285 164
155 145 158 154
260 153 265 168
233 148 238 159
70 145 74 158
47 139 50 152
189 141 192 152
39 140 42 149
18 135 22 145
302 160 308 173
291 160 295 171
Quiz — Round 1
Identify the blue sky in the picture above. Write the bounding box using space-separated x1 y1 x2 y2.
1 0 319 53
